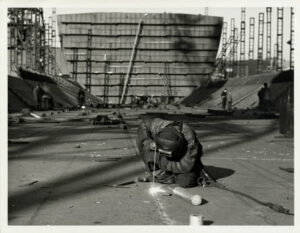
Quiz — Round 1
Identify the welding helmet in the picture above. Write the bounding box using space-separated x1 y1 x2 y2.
154 126 185 159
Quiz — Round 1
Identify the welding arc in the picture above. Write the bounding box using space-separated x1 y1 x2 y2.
204 170 293 215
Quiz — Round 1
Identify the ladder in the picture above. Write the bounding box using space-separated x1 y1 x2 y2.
120 19 143 104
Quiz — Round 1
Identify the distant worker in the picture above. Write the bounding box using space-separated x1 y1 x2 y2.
227 90 233 110
257 84 265 109
263 83 271 111
78 88 86 108
136 118 204 188
33 84 43 111
221 88 227 110
42 93 51 110
258 83 271 111
40 85 53 111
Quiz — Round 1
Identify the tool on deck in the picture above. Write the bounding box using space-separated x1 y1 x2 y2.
166 186 202 206
189 214 204 225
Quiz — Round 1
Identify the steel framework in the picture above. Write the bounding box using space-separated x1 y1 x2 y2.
257 13 264 73
221 22 228 69
240 8 246 76
72 48 78 81
86 29 92 92
277 7 283 71
51 8 56 75
8 8 46 72
229 18 235 77
290 7 294 70
205 7 209 16
233 27 238 77
249 17 255 61
266 8 272 63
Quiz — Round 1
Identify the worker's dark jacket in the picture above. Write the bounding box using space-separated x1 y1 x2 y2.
33 86 43 102
78 90 85 100
136 118 203 174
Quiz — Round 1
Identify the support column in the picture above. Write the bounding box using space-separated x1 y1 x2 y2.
257 13 264 73
277 7 283 71
240 8 246 77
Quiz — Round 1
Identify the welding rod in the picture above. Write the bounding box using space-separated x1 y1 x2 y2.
168 187 202 206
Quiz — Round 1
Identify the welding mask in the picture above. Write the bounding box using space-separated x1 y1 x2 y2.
154 126 185 160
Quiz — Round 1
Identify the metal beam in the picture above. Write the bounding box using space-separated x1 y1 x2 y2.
249 17 255 60
290 7 294 70
72 48 78 81
277 7 283 71
233 27 238 77
240 8 246 77
221 22 227 70
120 19 143 104
257 12 264 73
266 7 272 63
229 18 235 77
86 29 92 92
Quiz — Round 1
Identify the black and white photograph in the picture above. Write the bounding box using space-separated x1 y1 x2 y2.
0 0 298 232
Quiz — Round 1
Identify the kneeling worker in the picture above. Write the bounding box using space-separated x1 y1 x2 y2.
136 118 204 188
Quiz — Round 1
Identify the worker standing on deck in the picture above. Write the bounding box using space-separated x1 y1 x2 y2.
227 90 233 110
263 83 271 111
78 88 86 108
257 84 265 109
33 84 43 111
136 118 204 188
221 88 227 110
258 83 271 111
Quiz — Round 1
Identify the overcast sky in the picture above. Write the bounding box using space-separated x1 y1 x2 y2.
43 7 293 61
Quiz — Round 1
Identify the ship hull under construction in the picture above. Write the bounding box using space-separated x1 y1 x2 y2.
57 12 223 105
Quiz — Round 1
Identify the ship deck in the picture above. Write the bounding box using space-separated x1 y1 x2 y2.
7 108 294 226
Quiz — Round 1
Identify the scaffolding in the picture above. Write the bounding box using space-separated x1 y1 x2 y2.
45 20 50 74
86 29 92 92
8 8 45 72
103 54 110 103
290 7 294 70
44 9 58 77
205 7 209 16
221 22 227 70
48 17 53 75
229 18 235 77
249 17 255 61
266 7 272 64
239 8 246 77
257 13 264 73
51 8 56 75
276 7 283 71
233 27 238 77
273 43 277 68
72 48 78 81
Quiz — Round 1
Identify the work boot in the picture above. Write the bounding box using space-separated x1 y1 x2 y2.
136 175 153 182
137 171 174 184
155 171 175 184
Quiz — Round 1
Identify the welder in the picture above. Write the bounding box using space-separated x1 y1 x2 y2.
136 118 204 188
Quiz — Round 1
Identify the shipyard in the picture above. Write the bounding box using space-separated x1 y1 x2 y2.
4 4 295 228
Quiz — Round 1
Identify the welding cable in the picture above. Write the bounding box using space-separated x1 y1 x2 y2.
201 170 293 216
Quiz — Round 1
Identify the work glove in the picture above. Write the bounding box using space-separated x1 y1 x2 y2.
142 139 156 151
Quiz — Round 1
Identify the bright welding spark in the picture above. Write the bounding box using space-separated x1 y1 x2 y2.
149 184 166 196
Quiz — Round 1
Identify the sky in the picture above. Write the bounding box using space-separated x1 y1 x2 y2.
43 7 293 61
